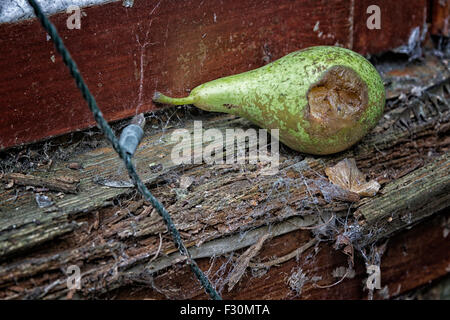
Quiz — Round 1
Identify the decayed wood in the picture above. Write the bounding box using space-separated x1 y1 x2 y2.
2 172 79 194
91 153 450 299
379 54 450 99
0 0 428 150
355 153 450 248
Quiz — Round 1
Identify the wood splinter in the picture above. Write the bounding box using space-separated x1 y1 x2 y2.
2 173 79 194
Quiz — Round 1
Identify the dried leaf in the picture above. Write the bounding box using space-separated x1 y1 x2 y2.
325 158 380 197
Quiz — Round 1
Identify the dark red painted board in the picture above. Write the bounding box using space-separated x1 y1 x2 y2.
430 0 449 36
0 0 427 150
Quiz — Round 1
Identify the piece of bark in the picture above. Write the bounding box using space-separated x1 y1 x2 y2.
3 173 79 194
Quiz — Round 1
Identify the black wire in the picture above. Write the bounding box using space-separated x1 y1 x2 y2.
25 0 221 300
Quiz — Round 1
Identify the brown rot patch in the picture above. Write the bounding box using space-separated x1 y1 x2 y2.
305 65 368 137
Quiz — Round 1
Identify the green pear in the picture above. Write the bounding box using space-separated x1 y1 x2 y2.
153 46 385 155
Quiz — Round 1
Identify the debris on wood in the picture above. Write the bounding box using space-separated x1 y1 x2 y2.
93 177 134 188
2 172 79 194
311 178 361 203
442 216 450 239
287 268 308 296
122 0 134 8
334 233 355 267
391 25 426 61
332 266 355 279
179 175 195 190
35 194 54 208
377 54 450 99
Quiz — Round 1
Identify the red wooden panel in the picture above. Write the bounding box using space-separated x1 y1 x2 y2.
430 0 449 36
353 0 428 54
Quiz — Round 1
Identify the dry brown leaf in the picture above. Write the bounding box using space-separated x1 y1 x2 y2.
325 158 380 197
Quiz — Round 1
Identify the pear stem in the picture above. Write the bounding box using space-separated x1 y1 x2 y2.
152 92 195 105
